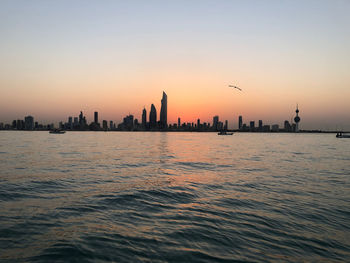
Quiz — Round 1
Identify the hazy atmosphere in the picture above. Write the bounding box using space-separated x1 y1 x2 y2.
1 0 349 130
1 2 350 262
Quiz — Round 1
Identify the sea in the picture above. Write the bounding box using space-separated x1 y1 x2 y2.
0 131 349 262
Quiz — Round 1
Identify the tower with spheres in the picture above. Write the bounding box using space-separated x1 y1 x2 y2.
294 105 301 132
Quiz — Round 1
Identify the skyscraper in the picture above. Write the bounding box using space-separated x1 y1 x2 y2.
213 116 219 130
142 107 147 128
178 117 181 128
24 116 34 130
149 104 157 128
238 116 242 130
78 111 87 129
160 91 167 129
94 111 98 124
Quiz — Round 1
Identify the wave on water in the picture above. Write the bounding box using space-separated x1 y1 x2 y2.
1 132 350 262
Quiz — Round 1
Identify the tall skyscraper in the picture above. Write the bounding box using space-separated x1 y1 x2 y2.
160 91 167 129
238 116 243 130
258 120 263 131
94 111 99 124
178 117 181 128
142 107 147 128
149 104 157 128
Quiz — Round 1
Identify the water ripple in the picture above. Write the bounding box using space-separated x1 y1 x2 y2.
0 132 349 262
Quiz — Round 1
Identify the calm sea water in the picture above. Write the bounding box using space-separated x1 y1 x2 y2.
0 131 349 262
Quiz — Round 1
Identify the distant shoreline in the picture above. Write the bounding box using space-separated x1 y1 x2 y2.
1 130 347 134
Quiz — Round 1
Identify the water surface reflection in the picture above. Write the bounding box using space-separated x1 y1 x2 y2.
0 131 349 262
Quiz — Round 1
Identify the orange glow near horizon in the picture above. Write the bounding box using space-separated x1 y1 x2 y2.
2 73 350 130
1 1 350 130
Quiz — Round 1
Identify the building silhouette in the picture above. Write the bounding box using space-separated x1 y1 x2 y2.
250 121 255 131
102 120 108 130
24 116 34 130
68 117 73 129
79 111 83 125
149 104 157 128
160 91 167 129
271 124 279 132
94 112 99 125
0 91 309 133
74 117 79 127
123 115 134 130
284 120 291 132
213 116 219 130
238 116 242 130
294 105 301 132
142 107 147 128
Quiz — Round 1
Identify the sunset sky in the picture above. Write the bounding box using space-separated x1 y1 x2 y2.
1 0 349 130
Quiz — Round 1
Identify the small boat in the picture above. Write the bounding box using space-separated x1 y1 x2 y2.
218 131 234 135
336 132 350 138
49 129 66 134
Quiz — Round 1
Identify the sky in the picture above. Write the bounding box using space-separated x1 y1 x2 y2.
1 0 349 130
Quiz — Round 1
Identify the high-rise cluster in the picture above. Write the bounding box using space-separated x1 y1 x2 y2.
0 93 302 133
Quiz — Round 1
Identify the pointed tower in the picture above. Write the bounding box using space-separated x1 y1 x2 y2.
142 107 147 128
160 91 167 129
294 104 301 132
149 104 157 128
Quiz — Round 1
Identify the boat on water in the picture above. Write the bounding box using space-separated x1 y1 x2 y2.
49 129 66 134
336 132 350 138
218 131 234 135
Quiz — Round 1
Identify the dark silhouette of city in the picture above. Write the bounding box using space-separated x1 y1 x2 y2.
0 91 306 132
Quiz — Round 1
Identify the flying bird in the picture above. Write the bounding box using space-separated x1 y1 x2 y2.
229 85 242 91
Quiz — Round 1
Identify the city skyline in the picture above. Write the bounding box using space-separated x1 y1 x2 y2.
1 88 349 132
1 91 308 133
1 1 350 130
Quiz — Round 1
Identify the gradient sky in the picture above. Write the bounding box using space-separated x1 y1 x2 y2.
1 0 349 130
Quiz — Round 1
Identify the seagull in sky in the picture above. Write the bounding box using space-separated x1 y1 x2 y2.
229 85 242 91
